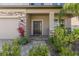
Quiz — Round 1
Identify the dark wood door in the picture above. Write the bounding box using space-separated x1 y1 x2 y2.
33 21 42 35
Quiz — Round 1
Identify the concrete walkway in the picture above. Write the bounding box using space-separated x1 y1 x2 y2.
21 40 47 56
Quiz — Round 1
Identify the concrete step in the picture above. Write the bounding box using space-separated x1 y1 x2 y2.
29 35 49 41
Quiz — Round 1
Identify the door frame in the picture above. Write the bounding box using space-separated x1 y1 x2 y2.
31 19 43 35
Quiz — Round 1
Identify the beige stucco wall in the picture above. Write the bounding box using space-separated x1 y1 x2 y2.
0 9 60 13
26 9 60 13
1 8 79 35
0 8 61 36
0 9 26 13
29 14 49 35
71 16 79 30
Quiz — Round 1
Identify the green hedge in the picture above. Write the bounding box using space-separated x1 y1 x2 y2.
49 27 79 56
1 39 21 56
29 44 49 56
18 36 29 45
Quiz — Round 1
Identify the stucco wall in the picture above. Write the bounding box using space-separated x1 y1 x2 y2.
0 9 26 13
26 9 60 13
0 9 60 13
71 16 79 30
0 8 60 36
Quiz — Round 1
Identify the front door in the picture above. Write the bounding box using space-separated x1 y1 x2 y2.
33 21 42 35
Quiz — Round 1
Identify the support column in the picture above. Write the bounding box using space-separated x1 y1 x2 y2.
49 12 54 36
25 13 30 36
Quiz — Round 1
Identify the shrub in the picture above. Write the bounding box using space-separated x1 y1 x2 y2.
2 43 10 56
72 28 79 40
48 36 54 45
52 27 65 49
49 26 79 56
29 44 49 56
59 47 78 56
1 39 21 56
18 36 28 45
11 39 21 56
0 52 2 56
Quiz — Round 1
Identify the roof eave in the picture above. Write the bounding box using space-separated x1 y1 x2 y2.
0 6 62 9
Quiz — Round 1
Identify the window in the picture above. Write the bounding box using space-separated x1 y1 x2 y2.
44 3 53 5
54 19 59 27
57 3 61 5
30 3 44 6
30 3 64 6
60 19 64 24
53 3 58 6
60 19 64 27
54 19 65 27
52 3 64 6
